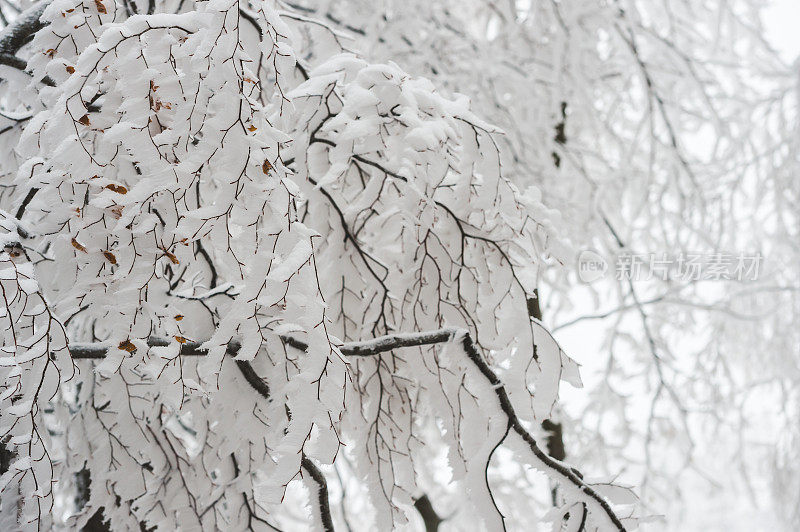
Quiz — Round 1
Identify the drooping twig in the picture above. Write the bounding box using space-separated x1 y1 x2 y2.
300 457 335 532
66 327 626 529
67 336 335 530
455 331 626 531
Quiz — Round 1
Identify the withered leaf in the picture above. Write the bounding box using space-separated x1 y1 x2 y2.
94 0 107 13
118 340 137 353
102 251 117 264
262 160 272 174
105 184 128 194
71 238 87 253
163 250 179 265
78 114 90 126
174 335 189 344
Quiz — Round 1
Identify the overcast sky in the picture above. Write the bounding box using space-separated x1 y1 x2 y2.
764 0 800 62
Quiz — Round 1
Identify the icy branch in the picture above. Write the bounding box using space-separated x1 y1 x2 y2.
300 457 336 532
413 494 445 532
284 328 461 357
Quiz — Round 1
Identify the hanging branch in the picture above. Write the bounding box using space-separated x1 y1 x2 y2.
300 457 336 532
454 330 626 531
64 327 626 530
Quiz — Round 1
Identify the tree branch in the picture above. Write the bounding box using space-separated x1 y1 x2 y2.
301 457 335 532
66 327 625 529
68 329 460 359
0 0 50 55
0 52 54 85
68 336 241 359
413 494 444 532
455 331 626 531
0 1 55 85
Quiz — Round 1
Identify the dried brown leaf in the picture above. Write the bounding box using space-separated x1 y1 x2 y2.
71 238 87 253
118 340 137 353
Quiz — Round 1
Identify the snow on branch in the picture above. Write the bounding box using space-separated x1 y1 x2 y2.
68 328 460 359
0 1 50 55
65 327 627 529
0 0 52 83
0 0 632 528
454 330 627 531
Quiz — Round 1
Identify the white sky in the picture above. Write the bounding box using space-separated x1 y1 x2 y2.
763 0 800 62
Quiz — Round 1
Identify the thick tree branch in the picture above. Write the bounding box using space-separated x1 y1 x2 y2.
413 494 444 532
0 0 49 55
69 329 460 359
68 336 241 359
0 52 54 85
0 1 55 85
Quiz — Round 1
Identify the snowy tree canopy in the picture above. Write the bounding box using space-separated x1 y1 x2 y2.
0 0 797 530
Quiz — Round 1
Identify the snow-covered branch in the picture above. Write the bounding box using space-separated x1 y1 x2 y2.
3 0 789 529
69 328 460 359
0 0 49 55
65 326 627 529
0 0 50 82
